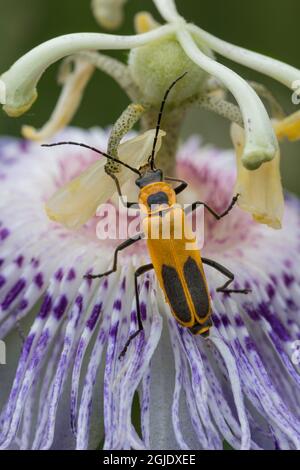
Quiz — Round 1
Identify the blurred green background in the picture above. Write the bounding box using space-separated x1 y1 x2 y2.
0 0 299 195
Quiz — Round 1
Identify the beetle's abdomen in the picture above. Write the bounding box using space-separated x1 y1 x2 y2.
143 207 212 332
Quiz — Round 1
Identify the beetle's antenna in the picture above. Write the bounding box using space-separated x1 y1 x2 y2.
42 141 142 176
149 72 188 170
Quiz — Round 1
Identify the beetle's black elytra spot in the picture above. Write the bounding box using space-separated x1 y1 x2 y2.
161 265 191 323
183 257 210 319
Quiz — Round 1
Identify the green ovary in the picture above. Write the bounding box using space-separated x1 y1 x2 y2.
128 35 212 106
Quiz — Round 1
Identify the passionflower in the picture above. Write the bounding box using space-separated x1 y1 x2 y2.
0 128 300 450
1 0 300 229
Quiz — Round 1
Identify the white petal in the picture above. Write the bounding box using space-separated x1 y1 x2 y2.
231 123 284 229
45 129 166 229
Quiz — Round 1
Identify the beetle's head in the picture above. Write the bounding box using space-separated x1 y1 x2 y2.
135 165 163 189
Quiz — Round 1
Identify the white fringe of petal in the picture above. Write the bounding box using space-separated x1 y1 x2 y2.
0 129 300 449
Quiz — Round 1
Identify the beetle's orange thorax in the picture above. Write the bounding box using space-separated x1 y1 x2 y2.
138 182 176 215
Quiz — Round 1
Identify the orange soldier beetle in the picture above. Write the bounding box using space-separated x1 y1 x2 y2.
44 73 251 357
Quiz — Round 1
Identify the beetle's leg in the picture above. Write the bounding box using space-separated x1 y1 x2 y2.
165 176 188 195
202 258 251 294
185 194 239 220
119 263 154 359
108 172 140 209
85 234 143 280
